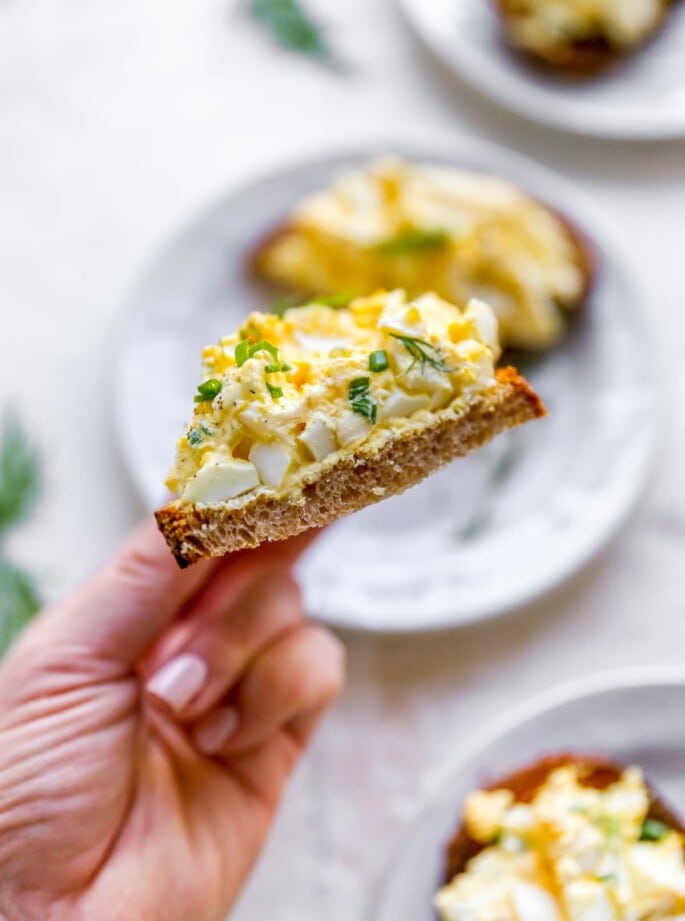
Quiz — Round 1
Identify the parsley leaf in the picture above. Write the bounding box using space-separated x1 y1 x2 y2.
0 562 40 658
0 415 41 538
349 377 377 424
0 415 42 657
187 424 213 447
373 228 450 256
250 0 333 61
390 334 453 374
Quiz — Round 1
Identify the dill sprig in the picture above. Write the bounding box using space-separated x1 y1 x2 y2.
0 415 42 657
250 0 334 61
390 334 453 375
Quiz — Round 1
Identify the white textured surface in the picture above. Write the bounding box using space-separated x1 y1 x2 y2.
2 1 685 919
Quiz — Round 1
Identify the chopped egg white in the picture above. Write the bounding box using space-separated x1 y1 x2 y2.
436 765 685 921
167 290 501 506
254 158 587 351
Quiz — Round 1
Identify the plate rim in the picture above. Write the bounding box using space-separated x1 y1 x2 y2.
110 131 659 633
397 0 685 141
374 664 685 920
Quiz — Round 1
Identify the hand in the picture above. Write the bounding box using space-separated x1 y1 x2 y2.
0 520 344 921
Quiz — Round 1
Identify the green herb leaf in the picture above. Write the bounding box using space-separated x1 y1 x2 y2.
249 340 279 361
0 415 41 539
265 362 282 373
312 292 355 309
349 377 377 424
640 818 669 842
187 424 213 447
373 228 450 257
266 382 284 401
390 334 453 375
369 349 389 373
0 562 40 657
235 340 250 366
194 379 222 403
250 0 333 61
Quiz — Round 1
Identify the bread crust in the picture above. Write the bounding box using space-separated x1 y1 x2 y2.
496 0 674 78
156 367 544 567
444 752 685 884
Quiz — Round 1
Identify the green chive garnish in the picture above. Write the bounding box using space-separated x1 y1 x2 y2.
249 340 279 361
235 340 250 366
640 819 669 842
194 379 222 402
369 350 388 373
265 362 281 373
266 382 283 400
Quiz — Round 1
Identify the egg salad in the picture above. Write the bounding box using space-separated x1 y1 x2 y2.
253 158 588 351
436 765 685 921
503 0 664 55
166 290 501 506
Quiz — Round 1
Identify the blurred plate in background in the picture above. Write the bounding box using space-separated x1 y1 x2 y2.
399 0 685 139
375 667 685 921
112 137 656 631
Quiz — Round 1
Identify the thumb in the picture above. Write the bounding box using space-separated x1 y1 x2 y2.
34 518 218 666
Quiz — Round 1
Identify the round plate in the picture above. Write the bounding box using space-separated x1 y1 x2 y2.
399 0 685 139
376 667 685 921
112 137 656 632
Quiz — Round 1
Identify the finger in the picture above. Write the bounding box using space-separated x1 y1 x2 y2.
144 574 304 718
191 625 345 756
142 529 319 673
34 518 220 665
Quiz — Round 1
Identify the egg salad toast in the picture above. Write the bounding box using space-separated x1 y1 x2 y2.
251 158 594 352
496 0 674 77
155 290 544 567
438 754 685 921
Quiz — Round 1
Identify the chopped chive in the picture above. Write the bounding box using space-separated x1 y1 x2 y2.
266 382 283 401
265 362 281 373
640 819 669 842
193 379 222 402
235 340 250 366
249 340 279 361
369 349 388 373
280 363 293 372
373 228 450 256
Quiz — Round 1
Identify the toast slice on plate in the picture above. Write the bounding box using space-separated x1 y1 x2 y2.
250 157 594 353
438 753 685 920
496 0 674 77
156 290 544 567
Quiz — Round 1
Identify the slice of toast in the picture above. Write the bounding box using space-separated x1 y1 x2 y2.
156 366 544 567
444 753 685 883
496 0 674 78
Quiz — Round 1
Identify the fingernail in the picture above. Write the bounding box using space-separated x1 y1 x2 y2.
146 653 208 712
193 708 240 755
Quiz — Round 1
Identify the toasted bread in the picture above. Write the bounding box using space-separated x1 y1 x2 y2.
496 0 674 78
156 367 544 568
445 753 685 883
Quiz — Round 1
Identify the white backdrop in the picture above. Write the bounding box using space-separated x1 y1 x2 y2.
2 2 685 918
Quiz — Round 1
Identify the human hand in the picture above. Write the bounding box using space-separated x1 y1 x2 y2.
0 520 344 921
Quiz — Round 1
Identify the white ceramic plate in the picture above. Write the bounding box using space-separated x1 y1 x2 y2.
112 137 656 632
399 0 685 139
376 667 685 921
